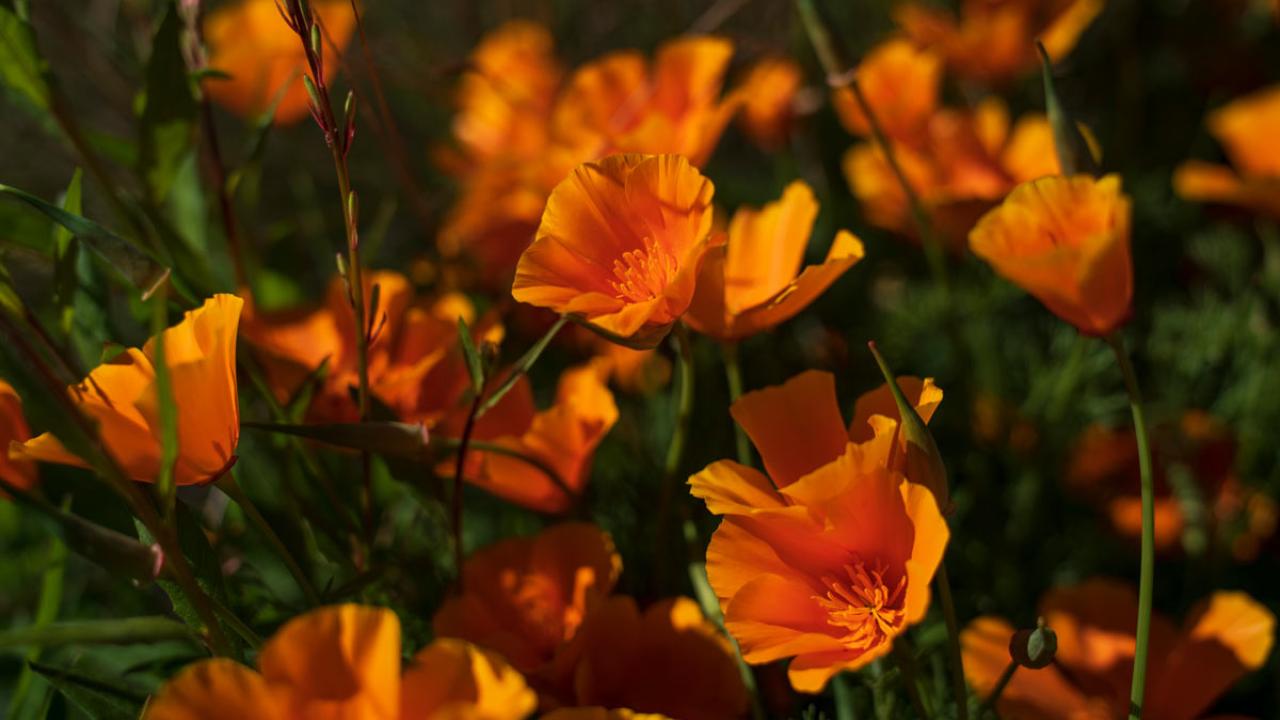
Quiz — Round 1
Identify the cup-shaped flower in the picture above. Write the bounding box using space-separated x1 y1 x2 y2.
969 174 1132 336
13 295 242 486
512 154 718 348
451 363 618 513
1175 85 1280 218
202 0 356 124
0 380 36 494
689 370 949 692
963 579 1276 720
145 604 535 719
832 39 942 143
686 181 864 341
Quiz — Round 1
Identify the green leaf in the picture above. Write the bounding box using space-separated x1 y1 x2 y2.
245 420 433 462
458 317 485 394
28 660 147 720
0 183 170 298
0 5 50 111
138 4 199 205
1037 42 1100 177
0 617 196 649
6 526 67 720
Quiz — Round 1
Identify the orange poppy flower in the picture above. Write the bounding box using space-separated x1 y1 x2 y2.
545 710 669 720
686 181 864 341
553 595 748 720
969 174 1132 335
0 380 36 494
451 364 618 513
689 370 949 691
896 0 1104 85
12 295 241 486
832 39 942 143
963 579 1276 720
587 342 671 395
242 271 483 426
145 604 535 719
511 154 718 348
433 523 622 678
734 57 804 151
1175 85 1280 218
202 0 356 124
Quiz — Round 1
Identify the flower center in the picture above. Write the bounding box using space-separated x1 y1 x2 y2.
814 559 907 650
610 237 677 303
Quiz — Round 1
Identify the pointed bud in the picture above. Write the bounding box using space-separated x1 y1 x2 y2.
309 22 323 59
346 191 359 228
335 252 348 278
1038 42 1100 177
302 74 322 113
868 341 951 514
1010 617 1057 669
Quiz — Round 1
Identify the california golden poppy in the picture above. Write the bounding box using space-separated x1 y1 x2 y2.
0 379 36 494
545 710 669 720
689 370 949 691
12 295 241 486
963 579 1276 720
452 363 618 513
832 39 942 143
145 604 535 719
1174 84 1280 218
895 0 1104 85
734 57 803 151
202 0 356 124
686 181 864 341
511 154 718 347
969 174 1133 335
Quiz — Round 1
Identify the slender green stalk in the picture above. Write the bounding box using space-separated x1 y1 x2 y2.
216 474 321 607
451 392 484 593
721 342 752 466
978 662 1017 719
654 323 696 590
892 639 931 719
1107 334 1154 719
0 617 196 649
477 316 569 417
937 562 970 720
833 673 858 720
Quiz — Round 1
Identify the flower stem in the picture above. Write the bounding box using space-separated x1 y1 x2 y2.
477 316 568 417
451 392 484 593
978 661 1017 718
216 473 321 607
654 323 696 591
937 562 970 720
721 342 751 466
1106 333 1154 719
892 638 931 719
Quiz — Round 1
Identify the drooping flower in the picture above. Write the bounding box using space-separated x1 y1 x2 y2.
689 370 949 691
144 604 535 719
686 180 865 341
0 380 36 494
202 0 356 124
969 174 1132 335
449 363 619 513
734 57 804 151
12 295 241 486
895 0 1105 85
1174 84 1280 218
963 579 1275 720
241 271 486 426
832 39 942 143
511 154 718 348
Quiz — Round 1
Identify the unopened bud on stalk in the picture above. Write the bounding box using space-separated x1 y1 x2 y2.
309 22 323 59
302 74 322 113
347 191 359 227
1010 617 1057 669
335 252 348 278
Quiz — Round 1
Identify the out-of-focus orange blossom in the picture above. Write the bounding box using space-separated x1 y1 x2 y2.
1175 84 1280 218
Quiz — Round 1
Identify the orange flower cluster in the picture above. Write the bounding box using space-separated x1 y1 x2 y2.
963 579 1276 719
145 604 536 719
12 295 243 486
440 23 797 280
1175 84 1280 218
0 380 36 494
434 523 748 718
202 0 357 124
836 39 1065 247
689 371 948 691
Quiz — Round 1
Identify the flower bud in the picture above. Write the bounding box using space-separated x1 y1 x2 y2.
1009 617 1057 669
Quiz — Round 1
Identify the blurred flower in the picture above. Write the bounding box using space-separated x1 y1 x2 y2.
896 0 1104 85
544 710 669 720
449 364 618 513
832 39 942 142
588 342 671 395
13 295 241 486
686 181 865 341
145 604 535 719
962 579 1276 720
1175 84 1280 218
552 596 748 720
0 379 36 494
969 174 1132 335
734 57 804 151
512 154 718 348
202 0 356 124
1066 413 1275 559
242 272 486 426
434 523 622 678
689 370 949 691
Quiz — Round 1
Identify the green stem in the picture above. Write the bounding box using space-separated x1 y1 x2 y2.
833 672 858 720
0 617 196 649
206 594 263 649
477 316 569 417
1107 333 1154 720
978 662 1017 719
451 392 484 593
937 562 970 720
721 342 752 466
217 473 321 607
654 323 696 591
892 638 931 719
